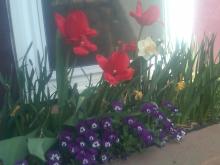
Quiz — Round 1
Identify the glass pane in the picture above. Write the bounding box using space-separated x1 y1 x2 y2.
42 0 136 68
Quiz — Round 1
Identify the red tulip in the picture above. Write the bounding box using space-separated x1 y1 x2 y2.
130 0 160 26
96 51 135 86
120 41 137 53
54 10 98 56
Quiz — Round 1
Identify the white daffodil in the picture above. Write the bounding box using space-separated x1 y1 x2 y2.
138 37 157 60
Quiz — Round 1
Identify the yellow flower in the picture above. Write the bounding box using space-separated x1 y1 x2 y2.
138 37 157 60
176 80 186 91
10 105 21 117
176 74 186 91
133 90 143 101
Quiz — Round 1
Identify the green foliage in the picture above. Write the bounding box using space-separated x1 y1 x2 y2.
0 136 28 165
28 138 56 161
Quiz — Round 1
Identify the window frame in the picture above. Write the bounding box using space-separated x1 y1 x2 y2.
8 0 102 93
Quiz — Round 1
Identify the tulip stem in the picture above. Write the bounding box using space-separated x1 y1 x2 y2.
137 26 144 90
137 26 144 41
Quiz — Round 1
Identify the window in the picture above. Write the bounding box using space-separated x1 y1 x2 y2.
8 0 165 92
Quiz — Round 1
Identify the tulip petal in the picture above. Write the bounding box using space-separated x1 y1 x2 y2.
96 55 108 70
104 73 119 86
86 28 98 37
116 68 135 82
142 5 160 25
130 0 142 18
82 38 97 52
110 52 130 72
136 0 143 17
73 46 89 56
54 13 66 37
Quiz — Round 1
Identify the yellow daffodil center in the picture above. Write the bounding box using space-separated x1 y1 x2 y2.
176 80 186 91
133 90 143 101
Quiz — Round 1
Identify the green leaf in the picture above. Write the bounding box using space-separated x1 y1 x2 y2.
0 136 28 165
27 138 56 161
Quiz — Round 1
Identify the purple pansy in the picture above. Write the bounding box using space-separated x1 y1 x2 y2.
76 121 88 135
153 111 166 121
76 149 96 165
161 100 173 109
132 121 146 135
140 130 153 145
91 139 101 149
86 119 99 130
58 130 72 142
47 161 62 165
103 130 120 144
111 101 123 112
123 116 137 127
76 155 92 165
46 150 62 162
101 117 112 130
141 103 159 114
171 107 179 113
159 129 168 141
68 142 79 155
100 153 110 163
161 100 179 113
59 138 69 149
15 160 28 165
76 137 87 148
102 138 112 148
83 130 97 142
87 148 98 163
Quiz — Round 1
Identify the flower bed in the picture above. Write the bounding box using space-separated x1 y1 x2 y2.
0 0 220 165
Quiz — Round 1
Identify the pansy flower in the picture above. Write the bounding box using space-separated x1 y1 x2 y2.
140 129 153 145
83 130 97 142
76 149 97 165
102 138 112 148
59 138 69 149
101 117 112 130
86 119 99 130
76 121 88 135
91 139 101 149
15 160 28 165
161 100 173 109
100 153 110 163
87 148 98 161
68 142 79 155
96 51 135 86
76 137 87 148
47 161 62 165
159 129 168 141
76 154 92 165
141 102 159 114
123 116 137 127
133 121 145 135
111 101 123 112
58 130 72 142
46 150 62 162
161 100 179 114
103 130 120 144
130 0 160 26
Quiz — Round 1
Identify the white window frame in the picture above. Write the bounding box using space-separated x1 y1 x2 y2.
8 0 102 93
